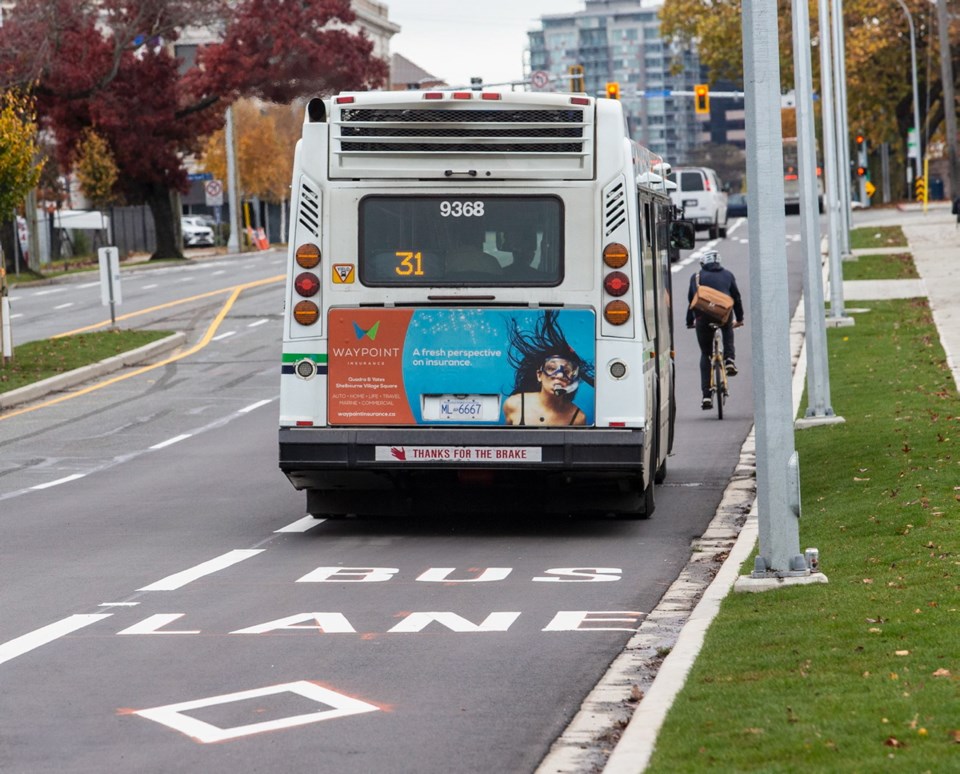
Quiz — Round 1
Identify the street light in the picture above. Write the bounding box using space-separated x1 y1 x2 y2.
896 0 922 184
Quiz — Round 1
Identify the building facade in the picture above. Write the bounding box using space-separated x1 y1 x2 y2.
527 0 705 164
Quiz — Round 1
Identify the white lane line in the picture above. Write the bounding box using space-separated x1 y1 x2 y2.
99 602 140 607
54 302 74 310
238 399 272 413
138 549 265 591
247 319 269 328
212 331 235 341
0 614 112 666
150 433 192 450
31 473 85 490
275 516 325 533
211 270 226 276
141 283 159 290
77 282 100 289
10 313 23 319
33 288 67 296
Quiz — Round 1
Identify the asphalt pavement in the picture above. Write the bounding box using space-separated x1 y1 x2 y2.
4 209 958 772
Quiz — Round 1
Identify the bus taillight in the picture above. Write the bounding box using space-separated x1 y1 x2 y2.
296 243 321 268
293 300 319 325
602 242 628 268
294 272 320 297
604 300 630 325
604 271 630 297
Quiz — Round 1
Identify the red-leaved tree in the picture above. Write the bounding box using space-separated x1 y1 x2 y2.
0 0 387 261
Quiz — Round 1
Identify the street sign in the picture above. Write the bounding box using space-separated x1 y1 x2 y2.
530 70 549 90
188 172 213 181
204 179 224 207
865 181 876 198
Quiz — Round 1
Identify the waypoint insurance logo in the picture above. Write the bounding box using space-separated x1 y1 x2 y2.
353 321 380 341
390 447 406 460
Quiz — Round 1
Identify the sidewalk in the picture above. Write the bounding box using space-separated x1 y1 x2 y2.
601 206 960 771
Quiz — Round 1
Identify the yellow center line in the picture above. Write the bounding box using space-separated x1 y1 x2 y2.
52 274 285 338
0 275 285 422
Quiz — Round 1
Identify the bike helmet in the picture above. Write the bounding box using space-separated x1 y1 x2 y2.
699 249 722 267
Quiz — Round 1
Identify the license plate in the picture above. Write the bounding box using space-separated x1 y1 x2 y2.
683 199 698 207
421 394 500 422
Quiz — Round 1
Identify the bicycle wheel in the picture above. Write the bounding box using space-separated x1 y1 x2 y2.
713 359 725 419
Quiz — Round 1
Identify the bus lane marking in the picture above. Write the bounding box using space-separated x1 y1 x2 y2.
132 680 380 743
0 614 112 666
138 549 264 591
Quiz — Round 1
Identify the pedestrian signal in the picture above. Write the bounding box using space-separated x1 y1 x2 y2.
694 84 710 114
606 82 620 100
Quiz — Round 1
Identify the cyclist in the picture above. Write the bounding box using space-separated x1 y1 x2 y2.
686 249 744 410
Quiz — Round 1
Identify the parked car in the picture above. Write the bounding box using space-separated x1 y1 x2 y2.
667 167 728 239
181 216 215 247
727 193 748 218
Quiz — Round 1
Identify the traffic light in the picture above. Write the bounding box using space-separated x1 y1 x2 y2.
605 81 620 100
855 133 864 145
569 64 585 93
694 84 710 114
856 166 867 177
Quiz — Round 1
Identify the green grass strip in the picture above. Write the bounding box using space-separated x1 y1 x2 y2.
647 298 960 772
850 225 907 249
842 253 920 280
0 329 170 392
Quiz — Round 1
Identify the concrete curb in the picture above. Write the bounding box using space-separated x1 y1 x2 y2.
0 332 186 410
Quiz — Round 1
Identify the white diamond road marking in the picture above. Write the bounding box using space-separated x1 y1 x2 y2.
134 681 380 743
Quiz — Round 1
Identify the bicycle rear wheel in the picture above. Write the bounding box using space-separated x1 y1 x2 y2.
713 360 725 420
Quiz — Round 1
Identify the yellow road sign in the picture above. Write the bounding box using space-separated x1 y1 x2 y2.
865 180 876 198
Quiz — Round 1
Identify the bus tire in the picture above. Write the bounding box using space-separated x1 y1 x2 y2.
620 475 655 520
708 222 719 240
654 456 667 484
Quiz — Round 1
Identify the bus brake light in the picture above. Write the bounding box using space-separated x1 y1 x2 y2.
604 271 630 297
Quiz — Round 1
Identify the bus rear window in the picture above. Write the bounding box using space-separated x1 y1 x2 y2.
359 196 563 286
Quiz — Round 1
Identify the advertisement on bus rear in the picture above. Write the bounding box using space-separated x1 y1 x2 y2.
327 308 596 427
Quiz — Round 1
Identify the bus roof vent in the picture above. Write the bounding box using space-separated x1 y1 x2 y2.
328 92 594 180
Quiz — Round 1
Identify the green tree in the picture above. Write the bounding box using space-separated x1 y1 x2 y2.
0 90 43 281
75 127 119 245
660 0 940 196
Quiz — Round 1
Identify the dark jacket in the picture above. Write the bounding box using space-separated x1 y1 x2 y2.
686 263 744 327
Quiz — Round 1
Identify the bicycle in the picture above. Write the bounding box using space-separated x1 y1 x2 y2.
708 323 729 420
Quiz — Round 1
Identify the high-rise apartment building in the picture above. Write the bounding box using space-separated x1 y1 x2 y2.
527 0 704 164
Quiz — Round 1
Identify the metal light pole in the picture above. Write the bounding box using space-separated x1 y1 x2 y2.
831 0 852 257
896 0 922 187
818 0 851 325
793 0 842 427
936 0 959 197
738 0 808 582
225 105 242 253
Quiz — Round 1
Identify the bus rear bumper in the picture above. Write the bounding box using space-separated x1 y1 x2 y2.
279 427 649 515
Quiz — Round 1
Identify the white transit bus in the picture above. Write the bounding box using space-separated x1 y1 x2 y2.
278 89 694 519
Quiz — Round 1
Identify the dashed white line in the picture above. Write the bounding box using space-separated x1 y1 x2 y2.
141 283 158 290
99 602 140 607
239 399 272 413
54 302 74 310
138 549 265 591
77 282 101 289
31 473 85 490
150 433 192 450
33 288 67 296
275 516 325 533
0 614 112 666
212 331 235 341
247 319 269 328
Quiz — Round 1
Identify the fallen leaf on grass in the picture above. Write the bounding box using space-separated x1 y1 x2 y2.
895 650 910 656
854 476 871 481
884 736 904 748
933 668 951 677
863 578 874 584
950 730 960 743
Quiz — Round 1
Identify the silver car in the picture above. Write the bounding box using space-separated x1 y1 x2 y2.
181 216 215 247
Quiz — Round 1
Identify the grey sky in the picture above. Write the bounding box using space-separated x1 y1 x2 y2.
385 1 586 89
